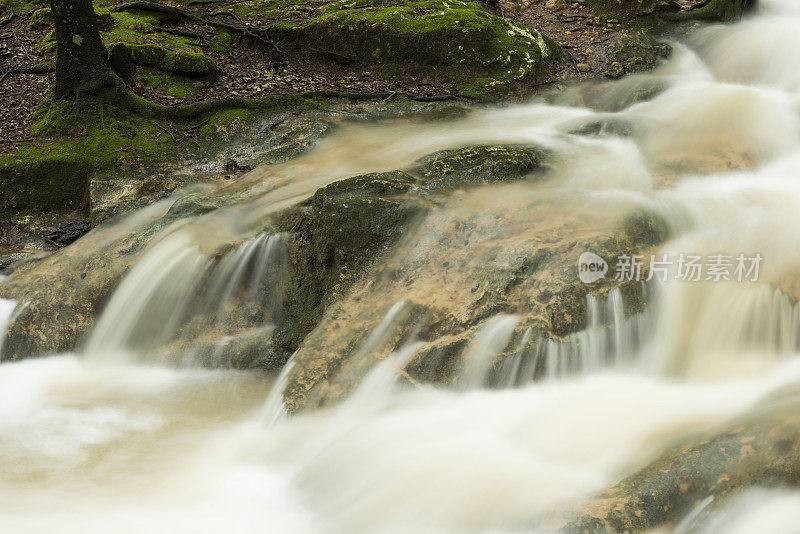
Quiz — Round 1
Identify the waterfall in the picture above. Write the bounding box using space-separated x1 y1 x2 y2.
5 0 800 530
483 288 652 388
84 230 288 365
0 299 17 358
459 315 520 389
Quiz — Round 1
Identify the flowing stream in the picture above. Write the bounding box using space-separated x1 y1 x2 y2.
3 0 800 531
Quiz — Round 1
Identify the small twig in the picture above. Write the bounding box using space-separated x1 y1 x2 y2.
10 64 54 75
212 10 244 23
590 35 615 45
211 20 284 54
188 0 222 5
0 68 13 84
20 42 31 62
0 88 29 97
185 117 210 130
564 47 583 79
144 118 177 142
530 79 558 88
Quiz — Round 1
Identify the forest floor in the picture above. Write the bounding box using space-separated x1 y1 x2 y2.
0 0 627 151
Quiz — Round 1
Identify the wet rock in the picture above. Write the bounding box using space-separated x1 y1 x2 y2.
270 171 427 365
546 397 800 532
44 220 90 247
546 0 568 10
412 145 546 193
281 168 670 412
576 62 591 72
605 61 624 79
0 253 39 274
609 33 672 73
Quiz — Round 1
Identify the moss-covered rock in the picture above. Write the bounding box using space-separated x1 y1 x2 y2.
413 145 544 192
278 141 669 411
585 0 679 25
270 171 426 364
128 44 216 76
268 0 560 98
609 33 672 73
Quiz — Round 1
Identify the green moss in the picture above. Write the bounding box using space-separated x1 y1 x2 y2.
196 109 256 137
33 29 55 55
26 7 52 30
0 94 340 216
0 0 41 13
268 0 560 98
232 0 315 19
139 70 202 97
29 6 218 75
213 29 233 49
609 33 672 73
128 44 217 75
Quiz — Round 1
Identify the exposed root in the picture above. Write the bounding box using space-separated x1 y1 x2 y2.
111 2 199 20
114 88 483 121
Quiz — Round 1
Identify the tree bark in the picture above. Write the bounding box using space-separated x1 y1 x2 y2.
50 0 122 100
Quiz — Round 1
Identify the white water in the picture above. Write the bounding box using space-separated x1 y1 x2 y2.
3 0 800 531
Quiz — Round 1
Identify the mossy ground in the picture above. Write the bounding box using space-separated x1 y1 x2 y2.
0 94 327 218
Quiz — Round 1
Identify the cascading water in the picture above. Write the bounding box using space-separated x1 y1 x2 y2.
4 0 800 531
84 230 288 366
0 298 16 358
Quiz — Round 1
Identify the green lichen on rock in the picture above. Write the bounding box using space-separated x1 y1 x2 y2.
268 0 560 98
0 101 173 217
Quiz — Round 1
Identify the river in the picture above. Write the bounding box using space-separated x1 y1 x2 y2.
2 0 800 531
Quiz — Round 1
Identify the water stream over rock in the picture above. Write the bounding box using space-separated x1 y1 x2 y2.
2 0 800 531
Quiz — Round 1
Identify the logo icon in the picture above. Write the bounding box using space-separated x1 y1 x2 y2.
578 252 608 283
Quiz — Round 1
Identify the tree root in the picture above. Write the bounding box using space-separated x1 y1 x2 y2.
0 13 16 27
12 64 55 75
114 89 483 121
153 26 204 39
111 1 199 20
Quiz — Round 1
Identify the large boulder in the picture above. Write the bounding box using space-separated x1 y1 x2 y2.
268 0 561 98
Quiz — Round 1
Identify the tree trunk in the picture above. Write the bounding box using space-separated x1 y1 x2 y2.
50 0 122 100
